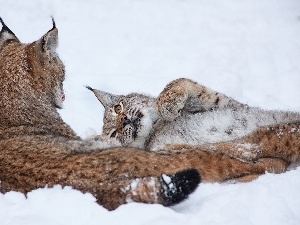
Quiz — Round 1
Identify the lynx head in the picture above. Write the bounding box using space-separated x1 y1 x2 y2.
86 87 159 148
0 18 78 139
0 18 65 111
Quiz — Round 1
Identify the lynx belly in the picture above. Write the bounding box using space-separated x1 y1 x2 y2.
148 108 300 151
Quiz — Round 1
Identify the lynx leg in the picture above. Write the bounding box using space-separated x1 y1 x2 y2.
232 158 288 183
163 143 289 174
157 81 189 121
215 122 300 164
157 78 246 121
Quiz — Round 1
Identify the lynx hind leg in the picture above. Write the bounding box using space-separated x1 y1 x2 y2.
121 169 200 207
232 158 288 183
157 78 245 121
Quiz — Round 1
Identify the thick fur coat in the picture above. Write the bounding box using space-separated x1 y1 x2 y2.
1 19 299 211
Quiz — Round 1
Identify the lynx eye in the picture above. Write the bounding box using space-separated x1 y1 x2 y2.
109 129 117 138
113 102 124 114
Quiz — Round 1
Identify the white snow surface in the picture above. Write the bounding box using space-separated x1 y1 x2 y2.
1 0 300 224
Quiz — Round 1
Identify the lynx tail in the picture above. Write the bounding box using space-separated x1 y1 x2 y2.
161 168 200 206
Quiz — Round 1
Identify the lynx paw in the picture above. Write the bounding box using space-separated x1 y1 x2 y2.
157 86 188 121
257 158 288 174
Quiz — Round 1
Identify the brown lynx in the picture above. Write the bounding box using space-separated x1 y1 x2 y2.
0 19 299 211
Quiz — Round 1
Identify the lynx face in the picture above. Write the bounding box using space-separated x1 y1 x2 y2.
86 87 159 148
33 48 66 109
31 22 66 109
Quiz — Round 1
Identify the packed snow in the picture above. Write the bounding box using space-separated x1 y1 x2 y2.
1 0 300 224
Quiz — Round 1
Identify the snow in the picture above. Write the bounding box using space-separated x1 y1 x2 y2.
1 0 300 224
162 174 172 185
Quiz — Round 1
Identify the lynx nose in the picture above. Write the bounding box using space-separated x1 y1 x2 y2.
61 93 65 102
122 116 131 126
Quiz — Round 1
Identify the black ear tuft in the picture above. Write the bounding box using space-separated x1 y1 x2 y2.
85 85 94 92
0 17 19 45
86 87 120 108
0 17 16 36
51 17 56 29
161 168 201 206
40 18 58 54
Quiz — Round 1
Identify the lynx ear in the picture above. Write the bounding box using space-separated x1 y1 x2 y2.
86 86 119 108
0 18 20 48
37 17 58 56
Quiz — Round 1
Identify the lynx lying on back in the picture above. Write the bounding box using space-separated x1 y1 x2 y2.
87 78 300 155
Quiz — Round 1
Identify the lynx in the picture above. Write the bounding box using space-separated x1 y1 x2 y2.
0 18 200 210
87 78 300 159
0 19 298 211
